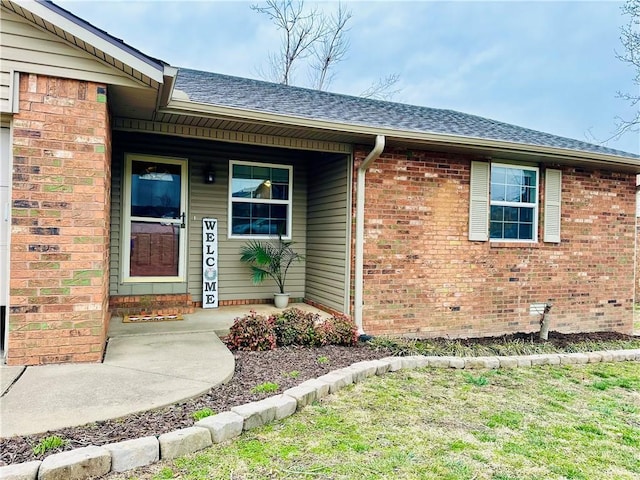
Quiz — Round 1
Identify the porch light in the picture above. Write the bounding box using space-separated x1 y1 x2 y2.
204 167 216 184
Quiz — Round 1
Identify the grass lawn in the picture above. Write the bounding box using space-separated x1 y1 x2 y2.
113 362 640 480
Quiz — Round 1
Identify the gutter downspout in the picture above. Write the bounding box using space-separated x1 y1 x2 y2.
354 135 385 335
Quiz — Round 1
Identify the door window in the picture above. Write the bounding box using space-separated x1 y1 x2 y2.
123 154 187 282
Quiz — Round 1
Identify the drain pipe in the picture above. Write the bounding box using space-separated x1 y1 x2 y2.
354 135 385 335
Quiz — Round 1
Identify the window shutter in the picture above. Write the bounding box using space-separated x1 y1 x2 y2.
544 169 562 243
469 161 490 241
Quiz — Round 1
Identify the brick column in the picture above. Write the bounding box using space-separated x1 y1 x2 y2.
8 73 111 365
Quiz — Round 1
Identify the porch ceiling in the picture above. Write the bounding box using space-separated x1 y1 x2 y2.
152 111 368 144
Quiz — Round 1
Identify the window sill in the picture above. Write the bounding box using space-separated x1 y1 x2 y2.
489 241 540 249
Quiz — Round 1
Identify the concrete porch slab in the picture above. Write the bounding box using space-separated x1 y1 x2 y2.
107 302 331 338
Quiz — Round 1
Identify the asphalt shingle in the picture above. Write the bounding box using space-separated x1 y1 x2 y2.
175 68 637 159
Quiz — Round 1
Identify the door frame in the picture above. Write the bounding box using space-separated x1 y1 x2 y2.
1 124 12 359
121 153 188 283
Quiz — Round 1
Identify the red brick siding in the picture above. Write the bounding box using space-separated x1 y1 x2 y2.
352 147 636 338
109 294 195 316
7 74 111 365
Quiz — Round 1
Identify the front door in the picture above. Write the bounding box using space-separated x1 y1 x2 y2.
123 154 188 282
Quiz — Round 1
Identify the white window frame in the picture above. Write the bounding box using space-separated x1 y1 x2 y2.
489 163 539 243
122 153 188 283
228 160 293 240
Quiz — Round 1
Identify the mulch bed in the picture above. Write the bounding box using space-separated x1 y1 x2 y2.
0 331 636 466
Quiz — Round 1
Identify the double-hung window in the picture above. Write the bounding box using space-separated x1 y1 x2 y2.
229 161 292 238
469 161 562 243
489 164 538 241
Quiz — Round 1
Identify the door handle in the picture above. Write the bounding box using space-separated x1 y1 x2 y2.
180 212 186 229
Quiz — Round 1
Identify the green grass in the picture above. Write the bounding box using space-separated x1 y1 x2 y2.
32 435 66 455
250 382 279 394
368 334 640 357
191 408 214 422
113 362 640 480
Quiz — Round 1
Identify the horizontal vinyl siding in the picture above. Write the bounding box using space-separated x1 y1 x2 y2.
305 154 350 313
1 8 144 113
188 153 308 302
111 131 310 302
0 71 11 113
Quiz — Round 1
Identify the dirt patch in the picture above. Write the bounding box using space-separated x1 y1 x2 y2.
0 331 637 466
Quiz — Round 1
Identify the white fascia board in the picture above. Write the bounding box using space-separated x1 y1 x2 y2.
13 0 164 83
163 99 640 171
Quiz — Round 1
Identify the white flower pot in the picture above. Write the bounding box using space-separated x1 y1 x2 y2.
274 293 290 309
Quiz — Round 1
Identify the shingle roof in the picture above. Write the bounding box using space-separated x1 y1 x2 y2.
175 68 638 159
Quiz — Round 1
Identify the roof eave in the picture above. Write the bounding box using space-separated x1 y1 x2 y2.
162 99 640 171
12 0 165 83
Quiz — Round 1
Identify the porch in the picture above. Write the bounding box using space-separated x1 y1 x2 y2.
107 302 332 339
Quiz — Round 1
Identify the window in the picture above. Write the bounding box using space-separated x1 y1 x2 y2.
489 164 538 241
229 161 292 238
469 162 560 243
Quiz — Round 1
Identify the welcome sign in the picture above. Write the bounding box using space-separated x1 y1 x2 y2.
202 218 218 308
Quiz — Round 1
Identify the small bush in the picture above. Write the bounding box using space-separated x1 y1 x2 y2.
316 314 358 346
251 382 279 394
273 308 321 346
192 408 215 421
33 435 66 455
224 311 276 351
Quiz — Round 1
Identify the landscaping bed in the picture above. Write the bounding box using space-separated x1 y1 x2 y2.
1 331 639 466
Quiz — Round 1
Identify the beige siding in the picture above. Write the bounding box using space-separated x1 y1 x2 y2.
305 155 351 313
1 8 144 113
110 131 310 301
188 157 307 302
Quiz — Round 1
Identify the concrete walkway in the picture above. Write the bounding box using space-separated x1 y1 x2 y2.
0 303 326 438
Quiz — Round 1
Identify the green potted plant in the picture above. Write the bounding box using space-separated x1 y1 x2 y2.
240 234 304 308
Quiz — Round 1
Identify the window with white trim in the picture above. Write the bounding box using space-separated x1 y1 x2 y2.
229 161 293 238
469 162 562 243
489 164 539 241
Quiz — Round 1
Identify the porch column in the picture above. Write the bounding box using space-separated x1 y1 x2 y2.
7 73 111 365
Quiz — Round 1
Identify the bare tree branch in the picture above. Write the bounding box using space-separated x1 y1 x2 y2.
360 73 402 101
252 0 401 99
613 0 640 137
251 0 327 85
309 3 352 91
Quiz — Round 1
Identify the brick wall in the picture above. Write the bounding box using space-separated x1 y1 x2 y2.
353 146 636 338
7 74 111 365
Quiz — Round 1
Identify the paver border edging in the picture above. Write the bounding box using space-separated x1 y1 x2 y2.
1 348 638 480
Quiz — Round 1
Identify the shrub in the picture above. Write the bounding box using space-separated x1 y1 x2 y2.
273 308 321 346
251 382 279 394
317 314 358 346
192 408 215 421
32 435 66 455
224 311 276 351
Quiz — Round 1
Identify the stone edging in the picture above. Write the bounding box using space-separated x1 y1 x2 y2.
2 349 639 480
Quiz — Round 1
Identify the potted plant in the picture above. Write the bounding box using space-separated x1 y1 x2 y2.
240 234 304 308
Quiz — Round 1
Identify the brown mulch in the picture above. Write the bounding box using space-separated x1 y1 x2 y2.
0 344 392 466
0 331 636 466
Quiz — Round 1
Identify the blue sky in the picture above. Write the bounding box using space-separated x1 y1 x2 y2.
60 0 639 155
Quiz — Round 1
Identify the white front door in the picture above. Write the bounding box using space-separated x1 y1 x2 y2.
122 154 188 282
1 127 10 354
